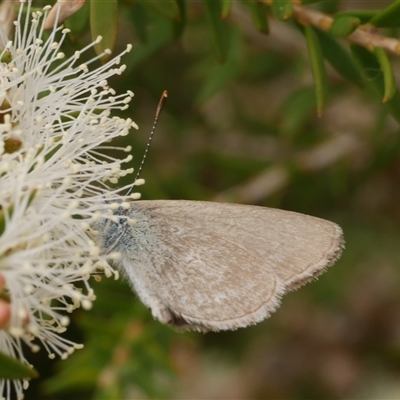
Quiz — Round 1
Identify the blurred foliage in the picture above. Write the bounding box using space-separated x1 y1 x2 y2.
12 0 400 398
0 352 38 380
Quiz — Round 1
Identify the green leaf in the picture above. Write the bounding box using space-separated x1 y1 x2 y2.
202 0 230 62
0 351 38 379
248 1 269 33
314 28 364 88
373 47 397 103
329 15 360 38
136 0 180 20
222 0 232 19
171 0 186 38
351 44 400 124
271 0 293 22
370 0 400 28
64 0 89 35
90 0 118 58
304 25 328 116
334 10 378 24
318 0 341 14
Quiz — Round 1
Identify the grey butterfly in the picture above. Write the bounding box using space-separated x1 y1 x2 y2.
94 200 344 332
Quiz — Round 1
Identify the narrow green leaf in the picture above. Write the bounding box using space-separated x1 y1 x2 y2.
334 10 378 24
0 351 38 379
202 0 230 62
171 0 186 38
329 15 360 37
222 0 232 19
304 25 328 116
314 28 364 88
136 0 180 21
44 143 62 164
351 44 400 124
90 0 118 57
248 1 269 33
370 0 400 28
373 47 397 103
318 0 340 14
271 0 293 22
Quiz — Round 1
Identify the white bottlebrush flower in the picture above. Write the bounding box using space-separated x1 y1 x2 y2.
0 1 137 399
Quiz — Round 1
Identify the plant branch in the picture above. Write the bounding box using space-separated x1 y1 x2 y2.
262 1 400 56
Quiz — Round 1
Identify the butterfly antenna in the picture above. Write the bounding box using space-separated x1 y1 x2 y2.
108 91 168 254
127 90 168 196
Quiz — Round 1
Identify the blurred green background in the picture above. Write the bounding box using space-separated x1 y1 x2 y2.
22 0 400 398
